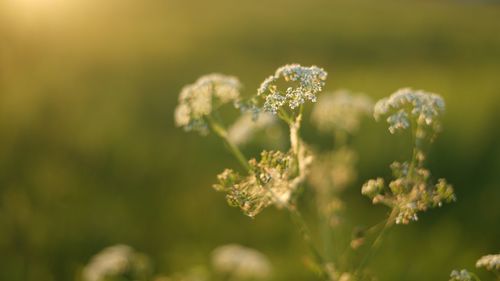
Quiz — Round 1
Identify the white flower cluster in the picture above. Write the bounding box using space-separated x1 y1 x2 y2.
211 244 272 280
449 269 473 281
82 244 151 281
361 160 455 224
311 90 373 134
476 254 500 272
213 149 311 218
227 112 277 146
175 74 241 134
374 88 445 135
257 64 327 114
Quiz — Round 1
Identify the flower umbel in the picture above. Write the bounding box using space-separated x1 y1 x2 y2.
363 89 455 224
311 90 373 135
174 74 241 134
257 64 327 114
374 87 445 137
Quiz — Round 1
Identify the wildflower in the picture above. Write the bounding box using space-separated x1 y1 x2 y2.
227 112 277 146
213 149 311 218
476 254 500 272
257 64 327 114
311 90 373 134
82 244 151 281
449 269 473 281
309 147 358 194
174 74 241 134
211 244 272 280
374 87 445 137
364 90 455 224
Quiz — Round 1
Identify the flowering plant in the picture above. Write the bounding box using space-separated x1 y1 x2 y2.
172 65 464 281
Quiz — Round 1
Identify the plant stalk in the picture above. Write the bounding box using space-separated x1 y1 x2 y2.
206 115 251 172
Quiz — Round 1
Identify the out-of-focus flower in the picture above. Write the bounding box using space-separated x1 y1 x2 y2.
309 147 358 194
82 244 151 281
227 112 277 146
257 64 327 114
311 90 372 134
211 244 272 280
476 254 500 272
449 269 473 281
175 74 241 134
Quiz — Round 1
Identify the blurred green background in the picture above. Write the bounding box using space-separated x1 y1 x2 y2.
1 0 499 280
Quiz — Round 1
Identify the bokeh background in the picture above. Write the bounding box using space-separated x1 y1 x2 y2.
1 0 499 280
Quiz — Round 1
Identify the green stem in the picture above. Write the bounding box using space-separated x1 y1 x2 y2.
318 196 333 263
287 107 331 280
206 115 251 172
470 272 482 281
354 209 397 277
288 205 331 280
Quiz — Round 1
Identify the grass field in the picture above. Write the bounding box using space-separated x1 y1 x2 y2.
1 0 499 280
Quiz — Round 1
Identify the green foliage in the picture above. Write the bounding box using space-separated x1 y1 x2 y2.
1 0 499 281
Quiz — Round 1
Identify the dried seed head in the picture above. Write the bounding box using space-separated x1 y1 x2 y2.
213 149 310 218
362 161 456 225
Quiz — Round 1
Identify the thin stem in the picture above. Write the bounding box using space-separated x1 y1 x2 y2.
470 272 482 281
321 131 348 264
318 196 333 263
208 108 331 278
278 108 294 125
286 107 331 280
288 205 330 280
206 115 251 172
354 209 397 277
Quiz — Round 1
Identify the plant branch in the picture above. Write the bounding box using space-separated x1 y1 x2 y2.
206 115 251 172
354 209 397 277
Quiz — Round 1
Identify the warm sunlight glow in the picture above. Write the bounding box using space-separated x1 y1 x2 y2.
4 0 78 23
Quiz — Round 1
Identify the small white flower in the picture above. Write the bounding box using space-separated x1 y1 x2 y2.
374 87 445 135
257 64 327 114
212 244 272 280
